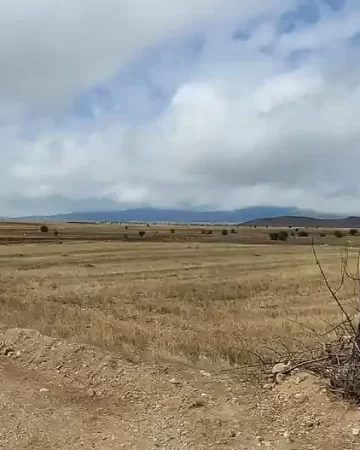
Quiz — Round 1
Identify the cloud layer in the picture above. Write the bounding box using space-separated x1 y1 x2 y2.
1 0 360 216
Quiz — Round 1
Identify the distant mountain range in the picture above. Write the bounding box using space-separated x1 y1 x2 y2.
243 215 360 228
13 206 342 224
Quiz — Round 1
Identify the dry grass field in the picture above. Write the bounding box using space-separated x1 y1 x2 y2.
0 221 358 369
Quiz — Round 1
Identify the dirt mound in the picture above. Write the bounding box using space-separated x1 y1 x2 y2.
0 327 259 449
1 327 134 398
256 371 360 449
2 327 360 449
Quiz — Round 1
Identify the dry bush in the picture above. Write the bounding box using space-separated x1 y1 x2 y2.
259 241 360 402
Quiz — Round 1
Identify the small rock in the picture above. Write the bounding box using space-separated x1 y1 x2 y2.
294 393 307 404
200 370 211 377
87 388 96 397
263 383 274 390
275 373 286 384
352 428 360 436
283 431 294 442
169 378 181 385
272 362 291 375
39 388 50 393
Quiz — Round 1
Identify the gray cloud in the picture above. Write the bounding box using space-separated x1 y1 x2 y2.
0 0 294 119
1 0 360 216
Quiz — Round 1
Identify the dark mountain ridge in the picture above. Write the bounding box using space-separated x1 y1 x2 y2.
243 215 360 228
12 206 337 224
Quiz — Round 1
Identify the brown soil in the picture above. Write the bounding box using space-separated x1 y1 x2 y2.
1 326 360 449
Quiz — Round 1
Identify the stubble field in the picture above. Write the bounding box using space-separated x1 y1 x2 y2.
0 221 357 369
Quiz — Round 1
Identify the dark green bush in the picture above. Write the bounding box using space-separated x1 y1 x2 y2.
278 231 289 241
269 232 279 241
298 230 309 237
334 230 344 238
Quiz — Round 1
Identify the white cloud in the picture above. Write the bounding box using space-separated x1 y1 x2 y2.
1 0 360 216
0 0 295 119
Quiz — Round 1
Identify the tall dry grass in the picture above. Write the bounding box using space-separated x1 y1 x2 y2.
0 240 354 367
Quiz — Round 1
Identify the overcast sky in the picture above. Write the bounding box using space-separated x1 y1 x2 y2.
1 0 360 216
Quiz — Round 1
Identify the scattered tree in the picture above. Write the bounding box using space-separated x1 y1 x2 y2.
269 232 279 241
230 229 237 234
298 230 309 237
139 231 146 238
350 229 358 236
334 230 344 239
320 233 326 238
278 231 289 241
222 229 229 236
170 228 175 234
40 225 48 233
207 230 213 235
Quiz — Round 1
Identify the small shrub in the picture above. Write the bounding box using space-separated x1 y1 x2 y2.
207 230 213 235
290 232 296 237
123 234 128 241
139 231 146 238
295 228 299 232
146 223 150 227
349 229 358 236
40 225 48 233
269 232 279 241
298 230 309 237
230 229 237 234
54 230 58 237
320 233 326 238
288 226 292 229
278 231 289 241
334 230 344 239
125 226 128 230
170 228 175 234
200 230 206 234
221 229 229 236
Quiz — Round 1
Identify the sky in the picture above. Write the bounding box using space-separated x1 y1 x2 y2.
1 0 360 216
